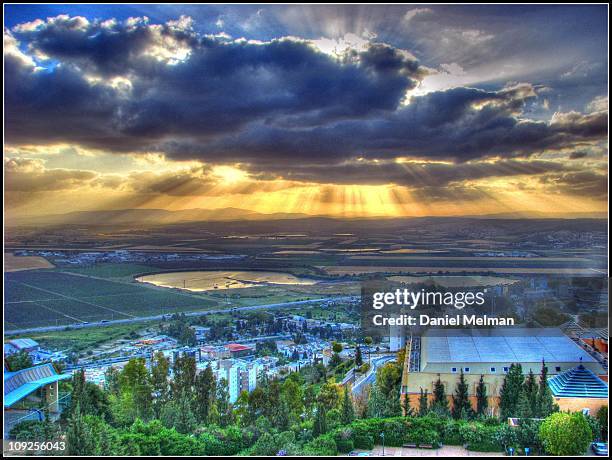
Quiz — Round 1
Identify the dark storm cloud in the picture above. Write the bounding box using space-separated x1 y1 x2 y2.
169 84 605 166
252 159 571 187
540 171 608 199
4 15 608 181
7 16 423 149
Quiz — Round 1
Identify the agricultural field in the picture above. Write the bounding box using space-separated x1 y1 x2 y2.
4 270 218 329
4 252 54 271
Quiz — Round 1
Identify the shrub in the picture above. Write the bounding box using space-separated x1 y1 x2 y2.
540 412 593 456
334 429 354 454
303 434 338 456
460 422 503 452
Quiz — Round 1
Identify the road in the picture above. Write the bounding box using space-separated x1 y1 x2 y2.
351 355 396 395
4 296 355 336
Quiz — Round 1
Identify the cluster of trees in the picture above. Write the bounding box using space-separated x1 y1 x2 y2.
413 361 558 423
5 350 34 371
499 362 558 420
160 313 196 346
10 343 606 456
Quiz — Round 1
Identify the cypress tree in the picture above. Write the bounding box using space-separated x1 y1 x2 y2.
452 369 472 419
418 388 429 416
313 404 327 436
522 369 538 418
355 346 363 367
499 363 524 419
476 375 488 417
536 360 556 417
431 376 449 416
340 386 355 424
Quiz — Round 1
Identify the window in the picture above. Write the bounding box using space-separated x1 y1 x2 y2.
451 367 457 373
464 367 470 373
490 367 496 373
555 366 561 372
503 366 509 373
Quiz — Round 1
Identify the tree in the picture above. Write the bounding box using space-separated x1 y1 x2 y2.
5 351 33 371
539 412 593 456
430 376 449 416
596 405 608 441
281 378 304 423
215 377 233 427
364 337 373 364
66 404 96 455
313 404 327 437
418 388 429 416
67 369 112 421
536 360 556 417
499 363 523 419
150 352 170 418
475 375 488 417
355 346 363 367
340 386 355 425
451 369 472 420
521 370 538 418
119 358 153 421
194 365 216 423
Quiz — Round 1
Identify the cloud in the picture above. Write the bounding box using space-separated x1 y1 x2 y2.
5 158 97 192
540 171 607 199
404 8 433 24
4 13 608 208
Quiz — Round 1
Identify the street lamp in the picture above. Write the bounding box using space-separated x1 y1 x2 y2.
380 432 385 456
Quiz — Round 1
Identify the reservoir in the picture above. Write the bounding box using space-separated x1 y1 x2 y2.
136 270 317 292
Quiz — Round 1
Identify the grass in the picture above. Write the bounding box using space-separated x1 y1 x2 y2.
58 263 158 279
12 322 155 352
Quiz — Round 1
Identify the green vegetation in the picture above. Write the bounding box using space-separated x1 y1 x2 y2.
60 263 158 279
5 271 217 329
8 347 600 456
12 322 153 353
499 362 557 420
5 350 34 371
531 305 570 326
539 412 593 455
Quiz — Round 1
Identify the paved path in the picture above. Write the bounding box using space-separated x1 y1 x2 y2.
348 445 503 456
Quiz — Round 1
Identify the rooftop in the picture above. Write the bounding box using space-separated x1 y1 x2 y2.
548 364 608 398
4 363 72 408
226 343 253 352
8 338 39 350
423 328 596 364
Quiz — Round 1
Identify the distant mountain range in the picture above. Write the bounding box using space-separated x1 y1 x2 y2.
6 208 607 227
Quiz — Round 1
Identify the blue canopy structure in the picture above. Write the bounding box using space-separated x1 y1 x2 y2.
547 364 608 398
4 363 72 408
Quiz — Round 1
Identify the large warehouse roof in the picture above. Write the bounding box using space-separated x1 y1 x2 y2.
423 328 596 364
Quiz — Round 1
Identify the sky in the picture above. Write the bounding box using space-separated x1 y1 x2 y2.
4 4 609 218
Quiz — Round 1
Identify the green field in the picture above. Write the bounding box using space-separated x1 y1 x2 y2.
4 270 218 329
11 322 155 352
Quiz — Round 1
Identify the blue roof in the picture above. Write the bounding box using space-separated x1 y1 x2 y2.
9 338 39 349
4 363 72 408
548 364 608 398
424 328 597 364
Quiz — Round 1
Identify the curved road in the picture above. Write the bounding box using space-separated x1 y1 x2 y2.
351 355 396 395
5 296 355 336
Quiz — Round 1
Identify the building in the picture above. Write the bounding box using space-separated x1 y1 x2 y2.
4 338 40 355
225 343 254 358
216 359 261 403
4 363 72 437
548 364 608 414
400 328 606 417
